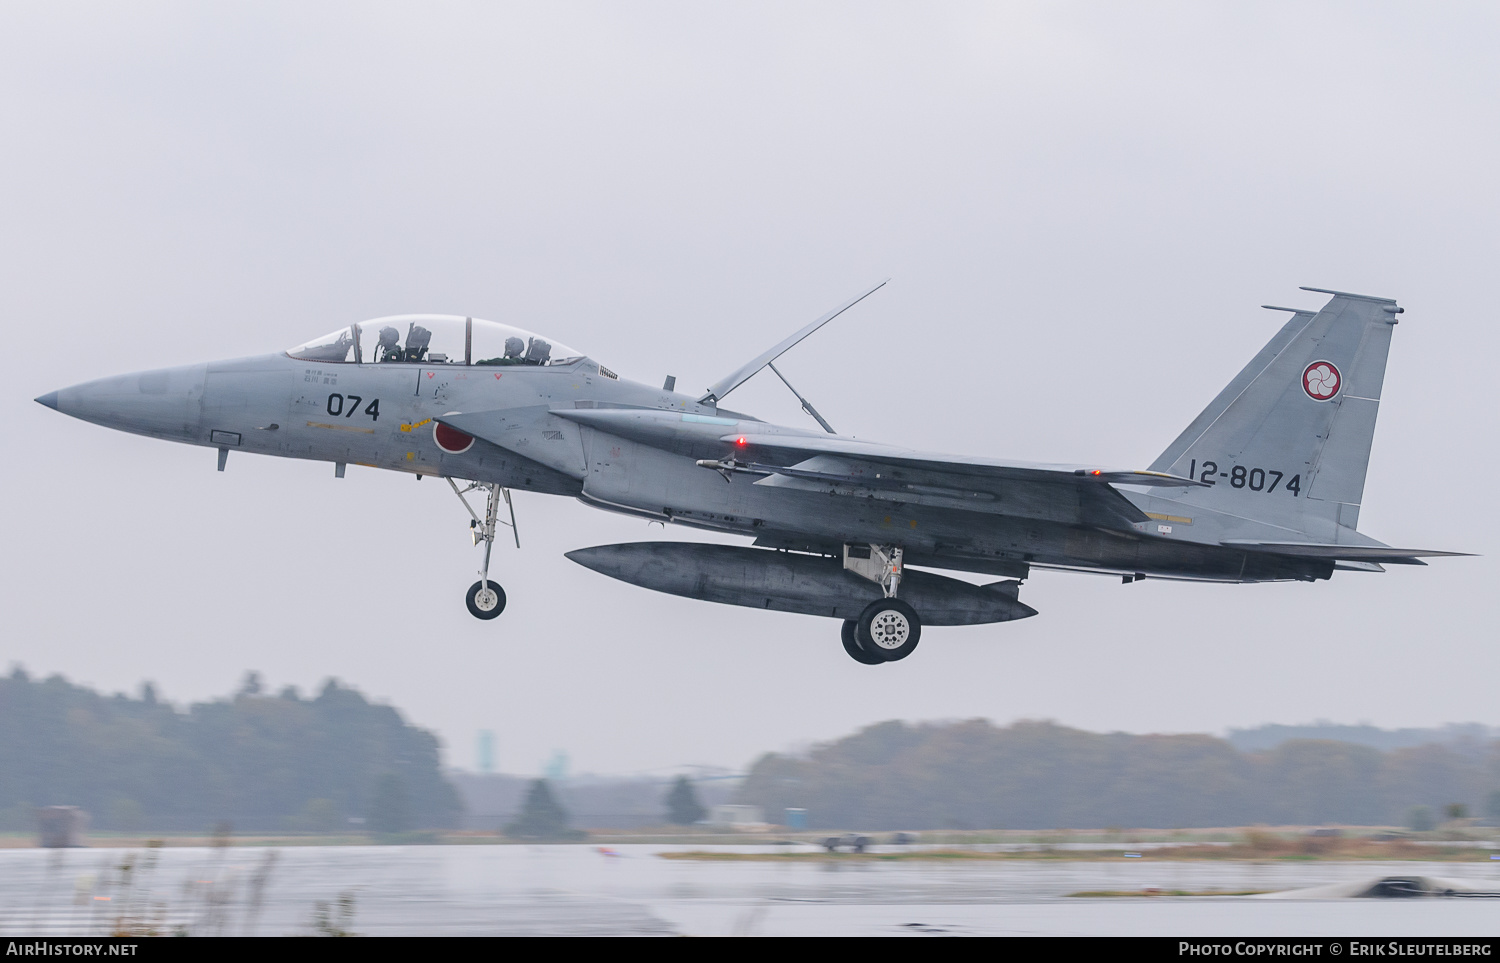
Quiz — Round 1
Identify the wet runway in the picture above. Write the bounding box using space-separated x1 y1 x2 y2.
1 845 1497 936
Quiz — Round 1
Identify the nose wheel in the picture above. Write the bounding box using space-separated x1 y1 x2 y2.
467 580 507 619
447 477 519 621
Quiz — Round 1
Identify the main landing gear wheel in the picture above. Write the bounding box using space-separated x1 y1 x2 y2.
841 620 885 665
857 598 921 662
466 580 506 620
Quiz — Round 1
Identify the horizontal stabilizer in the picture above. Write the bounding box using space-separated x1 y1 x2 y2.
1094 469 1209 488
1220 540 1471 563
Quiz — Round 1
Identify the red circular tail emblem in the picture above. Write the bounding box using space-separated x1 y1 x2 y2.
1302 360 1341 401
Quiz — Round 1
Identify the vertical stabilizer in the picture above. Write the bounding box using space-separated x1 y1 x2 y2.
1147 290 1404 538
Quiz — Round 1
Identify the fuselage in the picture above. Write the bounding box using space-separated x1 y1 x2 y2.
40 345 1330 585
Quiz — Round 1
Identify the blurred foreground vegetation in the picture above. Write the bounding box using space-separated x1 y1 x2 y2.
0 667 460 832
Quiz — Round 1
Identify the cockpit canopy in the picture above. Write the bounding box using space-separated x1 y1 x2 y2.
287 315 586 368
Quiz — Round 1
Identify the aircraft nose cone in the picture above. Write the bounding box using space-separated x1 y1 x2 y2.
41 365 208 440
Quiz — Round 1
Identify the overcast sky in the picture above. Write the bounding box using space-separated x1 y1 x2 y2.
3 2 1496 777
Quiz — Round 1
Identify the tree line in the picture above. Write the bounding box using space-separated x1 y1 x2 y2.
0 668 460 832
736 719 1500 830
8 666 1495 835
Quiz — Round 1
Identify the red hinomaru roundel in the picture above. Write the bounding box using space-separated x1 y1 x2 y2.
433 420 475 454
1302 360 1341 401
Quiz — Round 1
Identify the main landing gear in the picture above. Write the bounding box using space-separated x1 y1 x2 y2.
840 545 922 664
447 478 518 621
842 598 923 664
841 620 883 665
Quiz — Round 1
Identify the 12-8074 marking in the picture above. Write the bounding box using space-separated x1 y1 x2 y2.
1189 459 1300 496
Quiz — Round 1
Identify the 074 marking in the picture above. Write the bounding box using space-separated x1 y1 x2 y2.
326 393 380 421
1189 459 1299 496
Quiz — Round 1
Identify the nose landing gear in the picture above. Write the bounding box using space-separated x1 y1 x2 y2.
466 580 506 619
448 478 518 621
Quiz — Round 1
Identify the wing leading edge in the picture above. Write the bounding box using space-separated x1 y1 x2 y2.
725 432 1204 488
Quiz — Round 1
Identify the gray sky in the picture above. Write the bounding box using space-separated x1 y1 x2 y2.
3 2 1495 777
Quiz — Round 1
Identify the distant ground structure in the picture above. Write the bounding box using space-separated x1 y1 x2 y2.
708 804 768 832
476 730 495 774
36 806 85 847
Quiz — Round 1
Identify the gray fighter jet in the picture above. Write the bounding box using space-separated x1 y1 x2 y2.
35 283 1465 664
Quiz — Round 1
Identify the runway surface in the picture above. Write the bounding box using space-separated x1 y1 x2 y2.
1 845 1497 936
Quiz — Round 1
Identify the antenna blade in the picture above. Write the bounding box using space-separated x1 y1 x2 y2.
699 279 887 404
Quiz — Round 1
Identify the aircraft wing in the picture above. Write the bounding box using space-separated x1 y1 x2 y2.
726 432 1205 488
723 432 1209 530
547 404 1202 489
541 406 1200 529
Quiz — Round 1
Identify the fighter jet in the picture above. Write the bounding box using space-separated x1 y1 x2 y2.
35 283 1465 664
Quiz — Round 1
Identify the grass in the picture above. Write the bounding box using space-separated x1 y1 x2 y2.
655 834 1497 863
657 849 1114 862
1135 833 1489 861
1 825 1492 857
1066 889 1272 898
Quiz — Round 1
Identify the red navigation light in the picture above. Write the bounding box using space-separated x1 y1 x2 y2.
1090 469 1103 476
736 436 747 446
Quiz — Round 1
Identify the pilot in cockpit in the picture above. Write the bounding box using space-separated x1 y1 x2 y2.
375 326 403 363
475 336 528 366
